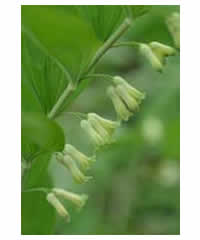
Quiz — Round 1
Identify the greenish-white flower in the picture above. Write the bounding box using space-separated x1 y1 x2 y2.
107 86 132 121
52 188 88 210
80 119 105 146
63 144 95 170
88 113 120 136
139 42 175 71
113 76 145 103
166 12 180 48
140 43 163 71
149 42 176 61
56 153 92 184
46 193 70 222
116 85 140 112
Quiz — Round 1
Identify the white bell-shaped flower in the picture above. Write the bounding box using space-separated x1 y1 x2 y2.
113 76 145 103
140 41 175 71
149 42 176 62
56 153 92 184
52 188 88 210
139 43 163 71
46 193 70 222
107 86 132 121
80 120 105 146
63 144 95 170
88 113 120 136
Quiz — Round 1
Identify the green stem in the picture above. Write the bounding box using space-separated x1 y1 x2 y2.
84 18 132 76
112 41 140 49
48 18 132 119
48 82 76 119
82 73 114 82
22 187 50 194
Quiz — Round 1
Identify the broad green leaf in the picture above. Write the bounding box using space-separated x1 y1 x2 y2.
21 6 101 83
21 112 65 161
22 32 70 114
69 6 125 41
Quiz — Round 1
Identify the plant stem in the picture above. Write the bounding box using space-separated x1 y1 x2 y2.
48 18 132 119
48 82 76 119
81 73 114 82
112 41 140 49
84 18 132 76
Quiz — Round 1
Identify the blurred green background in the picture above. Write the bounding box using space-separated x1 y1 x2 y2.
47 6 180 235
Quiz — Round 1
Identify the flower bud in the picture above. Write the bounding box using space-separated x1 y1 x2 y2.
80 120 105 146
107 86 132 121
166 12 180 48
56 153 92 184
139 43 163 71
63 144 95 170
46 193 70 222
52 188 88 210
113 76 145 102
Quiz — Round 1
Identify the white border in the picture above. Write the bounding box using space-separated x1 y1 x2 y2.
20 0 180 6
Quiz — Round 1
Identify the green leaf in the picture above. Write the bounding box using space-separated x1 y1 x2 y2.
21 112 65 160
69 6 125 41
22 32 70 114
21 6 101 83
21 174 56 235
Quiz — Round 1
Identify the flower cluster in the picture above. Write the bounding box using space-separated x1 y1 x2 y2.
107 76 145 121
46 11 180 222
47 76 145 222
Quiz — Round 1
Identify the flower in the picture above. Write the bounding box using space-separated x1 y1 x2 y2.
112 76 145 103
149 42 176 61
139 42 175 71
139 43 163 71
107 86 132 121
166 12 180 48
46 193 70 223
80 119 105 146
56 153 92 184
52 188 88 210
63 144 95 170
88 113 120 136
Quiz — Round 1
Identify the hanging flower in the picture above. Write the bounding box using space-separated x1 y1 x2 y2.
107 86 132 121
46 193 70 222
55 152 92 184
52 188 88 210
113 76 145 103
88 113 120 136
139 42 175 71
80 120 105 146
63 144 95 170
